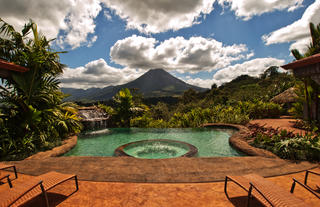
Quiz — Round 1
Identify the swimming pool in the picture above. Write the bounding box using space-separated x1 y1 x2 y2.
64 127 243 158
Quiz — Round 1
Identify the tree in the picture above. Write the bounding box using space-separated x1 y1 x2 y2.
211 84 217 90
291 23 320 60
113 88 134 127
181 88 198 104
261 66 280 79
0 19 82 160
150 102 170 121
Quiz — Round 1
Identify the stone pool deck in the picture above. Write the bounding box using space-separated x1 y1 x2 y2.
6 168 320 207
5 168 320 207
4 156 317 183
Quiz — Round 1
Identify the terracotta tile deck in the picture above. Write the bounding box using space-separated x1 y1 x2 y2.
249 117 307 135
4 157 317 183
2 168 319 207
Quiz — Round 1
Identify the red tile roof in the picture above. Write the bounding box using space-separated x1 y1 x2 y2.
281 53 320 70
0 59 29 73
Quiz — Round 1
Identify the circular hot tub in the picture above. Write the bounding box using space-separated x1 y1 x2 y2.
114 139 198 159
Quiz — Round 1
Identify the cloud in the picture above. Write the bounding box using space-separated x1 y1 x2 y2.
212 58 285 86
181 57 286 88
110 35 253 72
57 0 102 49
262 0 320 53
100 0 215 33
218 0 303 20
1 0 308 49
184 77 213 89
103 10 112 21
59 58 144 89
87 36 98 48
0 0 70 39
0 0 101 49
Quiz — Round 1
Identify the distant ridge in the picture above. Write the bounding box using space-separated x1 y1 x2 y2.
61 68 207 101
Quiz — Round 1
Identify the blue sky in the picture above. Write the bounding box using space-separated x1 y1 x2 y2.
1 0 319 89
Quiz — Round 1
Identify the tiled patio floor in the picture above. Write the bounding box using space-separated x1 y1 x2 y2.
3 167 319 207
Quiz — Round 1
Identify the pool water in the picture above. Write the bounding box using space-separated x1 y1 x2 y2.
123 140 191 159
64 128 243 157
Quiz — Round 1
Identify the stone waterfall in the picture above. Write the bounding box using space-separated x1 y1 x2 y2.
78 106 110 131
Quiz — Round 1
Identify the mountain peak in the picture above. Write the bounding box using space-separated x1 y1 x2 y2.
148 68 166 72
62 68 207 101
145 68 169 75
149 68 165 71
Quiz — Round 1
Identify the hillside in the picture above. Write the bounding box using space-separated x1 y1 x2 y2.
203 68 296 105
62 68 207 101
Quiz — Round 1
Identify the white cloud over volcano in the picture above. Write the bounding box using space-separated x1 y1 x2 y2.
110 35 253 72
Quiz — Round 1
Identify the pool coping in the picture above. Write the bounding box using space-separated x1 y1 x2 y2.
5 156 318 183
114 139 198 158
25 135 78 160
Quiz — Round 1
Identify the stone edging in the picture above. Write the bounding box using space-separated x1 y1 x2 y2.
202 123 278 158
25 135 77 160
114 139 198 158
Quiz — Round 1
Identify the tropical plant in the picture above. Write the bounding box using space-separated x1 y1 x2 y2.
291 23 320 60
288 81 309 118
237 101 283 119
98 103 115 116
248 123 320 161
150 102 170 121
0 19 82 160
113 88 134 127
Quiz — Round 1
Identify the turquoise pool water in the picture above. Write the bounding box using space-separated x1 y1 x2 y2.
64 128 242 157
121 139 193 159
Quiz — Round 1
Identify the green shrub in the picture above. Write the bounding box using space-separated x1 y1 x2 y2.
130 114 154 128
273 136 320 160
249 124 320 161
98 103 115 115
134 105 250 128
237 101 283 119
131 114 168 128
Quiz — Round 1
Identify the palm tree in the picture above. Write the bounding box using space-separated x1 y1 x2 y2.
291 23 320 60
290 22 320 122
0 19 81 159
113 88 134 127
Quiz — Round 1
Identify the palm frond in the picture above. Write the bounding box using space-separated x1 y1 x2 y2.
0 18 17 38
291 49 303 60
